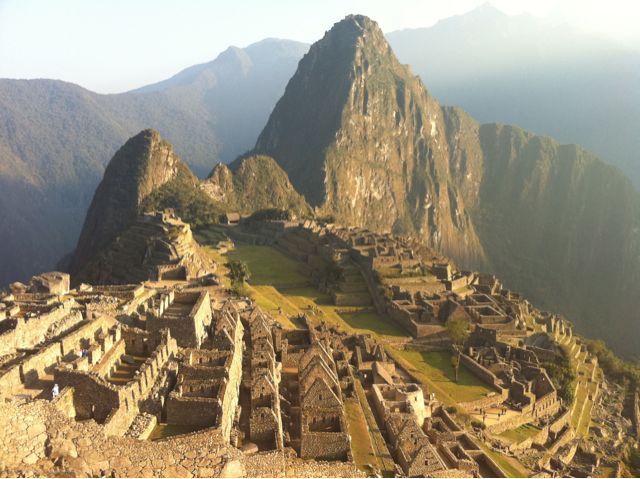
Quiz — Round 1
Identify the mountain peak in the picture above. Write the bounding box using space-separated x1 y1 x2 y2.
253 15 485 266
322 14 386 48
470 2 506 17
337 14 377 31
69 130 189 275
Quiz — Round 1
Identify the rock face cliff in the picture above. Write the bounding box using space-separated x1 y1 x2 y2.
201 155 312 217
69 130 188 276
253 15 640 356
473 122 640 354
254 15 486 268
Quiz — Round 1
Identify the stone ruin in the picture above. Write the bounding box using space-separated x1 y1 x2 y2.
76 209 216 285
0 214 624 477
461 326 561 429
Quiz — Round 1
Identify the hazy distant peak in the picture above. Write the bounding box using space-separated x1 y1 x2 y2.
467 2 507 19
130 38 308 94
244 37 309 56
215 46 253 73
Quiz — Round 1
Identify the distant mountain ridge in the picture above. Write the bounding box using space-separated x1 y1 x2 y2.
386 3 640 187
0 38 308 286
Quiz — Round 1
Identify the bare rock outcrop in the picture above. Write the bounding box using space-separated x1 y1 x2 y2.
254 15 487 268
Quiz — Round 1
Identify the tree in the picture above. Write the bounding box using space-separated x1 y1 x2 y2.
446 316 470 383
227 260 250 287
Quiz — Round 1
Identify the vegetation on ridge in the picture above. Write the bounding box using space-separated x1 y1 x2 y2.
141 167 222 228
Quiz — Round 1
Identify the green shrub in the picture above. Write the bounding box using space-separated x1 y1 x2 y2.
231 282 252 298
227 260 251 286
586 339 640 386
542 354 576 403
471 420 486 430
141 174 222 227
245 208 292 222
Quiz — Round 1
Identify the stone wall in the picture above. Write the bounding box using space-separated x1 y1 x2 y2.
54 327 176 436
332 292 372 307
166 396 219 426
147 291 211 348
0 317 118 400
250 407 280 447
242 449 365 478
0 365 23 398
458 353 503 389
103 402 138 436
549 409 571 437
0 304 81 356
164 310 242 443
217 315 243 442
54 368 121 422
0 398 240 477
92 338 126 377
58 315 114 356
468 451 507 478
20 342 63 385
546 426 576 456
507 425 549 452
300 432 351 461
52 386 76 418
459 388 508 414
631 390 640 440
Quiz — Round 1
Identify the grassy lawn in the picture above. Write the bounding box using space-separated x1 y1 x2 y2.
499 423 541 443
478 441 530 478
353 380 396 476
227 245 308 287
344 398 380 473
340 311 406 338
201 245 231 287
571 382 588 429
250 285 303 329
282 287 404 339
388 349 494 405
202 242 407 338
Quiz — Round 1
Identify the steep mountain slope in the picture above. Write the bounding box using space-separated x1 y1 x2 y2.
443 107 640 353
70 132 312 278
0 39 308 286
202 155 312 216
254 15 486 268
386 4 640 187
252 15 640 356
69 129 190 275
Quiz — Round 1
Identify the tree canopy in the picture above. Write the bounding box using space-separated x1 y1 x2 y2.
446 316 470 346
228 260 251 286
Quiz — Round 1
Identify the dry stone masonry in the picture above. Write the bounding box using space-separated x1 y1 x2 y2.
0 214 631 477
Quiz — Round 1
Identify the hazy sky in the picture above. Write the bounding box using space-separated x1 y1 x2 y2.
1 0 639 93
